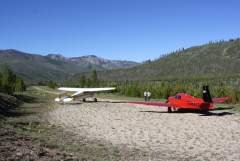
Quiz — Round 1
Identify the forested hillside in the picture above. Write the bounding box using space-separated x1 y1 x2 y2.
0 50 80 83
63 38 240 103
95 39 240 81
0 50 138 83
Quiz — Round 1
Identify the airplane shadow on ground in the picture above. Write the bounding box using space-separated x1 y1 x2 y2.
59 102 83 105
140 107 235 117
100 101 128 103
198 111 234 116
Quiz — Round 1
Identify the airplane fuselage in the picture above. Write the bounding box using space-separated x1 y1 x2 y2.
168 93 214 110
55 93 96 103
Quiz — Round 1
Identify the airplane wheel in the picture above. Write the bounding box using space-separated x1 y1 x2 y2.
83 98 86 102
168 107 172 113
93 98 97 102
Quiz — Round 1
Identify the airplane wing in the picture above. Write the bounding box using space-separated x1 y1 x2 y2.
128 101 170 107
57 87 116 97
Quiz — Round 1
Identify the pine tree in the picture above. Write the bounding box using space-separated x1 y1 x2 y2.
1 65 16 94
79 75 86 87
0 72 2 92
48 81 57 89
15 77 26 92
91 70 98 87
86 78 92 87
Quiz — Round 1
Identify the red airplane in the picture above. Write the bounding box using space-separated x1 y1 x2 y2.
129 86 230 112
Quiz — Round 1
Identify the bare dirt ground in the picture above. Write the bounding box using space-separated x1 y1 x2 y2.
0 124 79 161
47 101 240 161
0 92 79 161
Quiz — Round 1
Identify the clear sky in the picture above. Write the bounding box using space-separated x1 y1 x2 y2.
0 0 240 62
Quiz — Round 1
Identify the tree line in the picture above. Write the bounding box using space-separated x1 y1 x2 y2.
75 72 240 104
112 81 240 104
0 65 26 94
46 70 240 104
64 70 99 88
44 70 100 89
1 65 238 104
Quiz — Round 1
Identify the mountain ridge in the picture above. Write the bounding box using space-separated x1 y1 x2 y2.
0 49 139 83
1 38 240 83
88 38 240 81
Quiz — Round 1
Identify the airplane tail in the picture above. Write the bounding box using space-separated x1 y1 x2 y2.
202 86 213 103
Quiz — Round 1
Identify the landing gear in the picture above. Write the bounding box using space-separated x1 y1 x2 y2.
168 107 172 113
93 98 97 102
82 98 86 102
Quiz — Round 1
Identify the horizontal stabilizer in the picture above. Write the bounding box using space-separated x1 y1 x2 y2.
212 97 230 103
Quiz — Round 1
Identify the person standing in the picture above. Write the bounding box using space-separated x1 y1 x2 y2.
144 91 147 102
147 91 151 101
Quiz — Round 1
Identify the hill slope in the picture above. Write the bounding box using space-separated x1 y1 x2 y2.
0 50 139 83
95 39 240 81
68 55 138 69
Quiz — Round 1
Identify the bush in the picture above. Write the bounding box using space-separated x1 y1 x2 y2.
47 81 58 89
0 65 26 94
15 77 26 92
1 65 17 94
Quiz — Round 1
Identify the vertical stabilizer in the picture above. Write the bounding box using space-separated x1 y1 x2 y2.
202 86 212 103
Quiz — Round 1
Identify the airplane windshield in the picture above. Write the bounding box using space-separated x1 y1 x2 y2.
175 95 181 100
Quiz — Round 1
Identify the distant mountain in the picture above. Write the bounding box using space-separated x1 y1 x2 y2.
2 38 239 84
0 49 139 83
46 54 139 70
93 38 240 81
69 55 138 69
46 54 67 61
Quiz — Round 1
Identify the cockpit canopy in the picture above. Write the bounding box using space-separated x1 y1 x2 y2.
175 95 181 100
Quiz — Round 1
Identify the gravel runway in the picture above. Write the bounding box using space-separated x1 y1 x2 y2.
47 102 240 161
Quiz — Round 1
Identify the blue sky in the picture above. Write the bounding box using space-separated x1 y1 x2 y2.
0 0 240 62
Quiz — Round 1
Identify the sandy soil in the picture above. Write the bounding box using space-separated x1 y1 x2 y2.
47 102 240 161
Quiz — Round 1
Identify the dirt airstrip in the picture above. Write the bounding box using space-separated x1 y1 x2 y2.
47 101 240 161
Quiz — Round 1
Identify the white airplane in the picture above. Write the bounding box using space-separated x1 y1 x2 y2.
54 87 115 103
